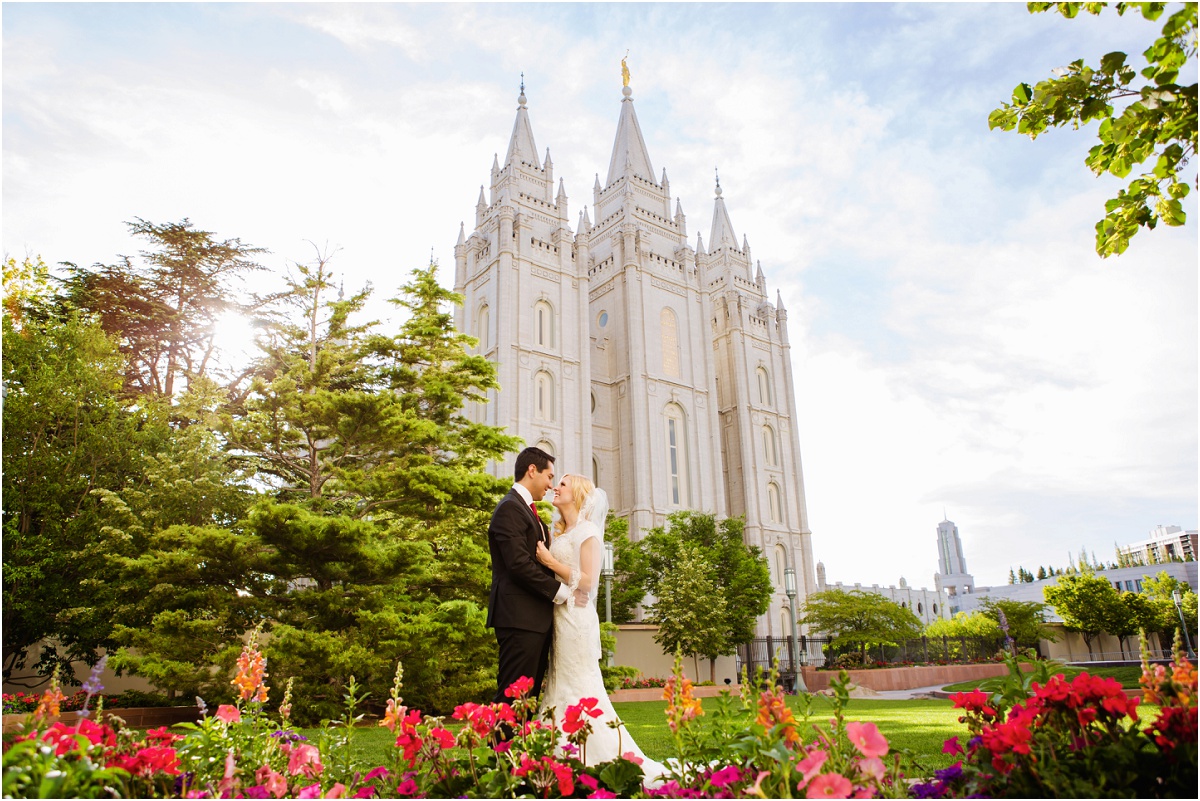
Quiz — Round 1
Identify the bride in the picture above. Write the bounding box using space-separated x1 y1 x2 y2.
535 474 665 777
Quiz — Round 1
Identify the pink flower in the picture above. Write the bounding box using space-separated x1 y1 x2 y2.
622 751 644 766
857 756 886 782
942 737 963 755
845 721 888 758
588 790 618 799
254 766 288 799
297 784 322 799
215 704 241 724
395 777 419 796
287 743 323 778
807 773 853 798
493 740 512 753
796 749 829 784
327 783 346 798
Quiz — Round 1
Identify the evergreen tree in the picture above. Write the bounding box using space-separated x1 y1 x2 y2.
113 260 519 721
62 218 265 398
1036 565 1048 580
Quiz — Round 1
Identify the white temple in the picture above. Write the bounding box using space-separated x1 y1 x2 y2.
453 76 817 637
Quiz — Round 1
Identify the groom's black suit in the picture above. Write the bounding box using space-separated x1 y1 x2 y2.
487 488 561 702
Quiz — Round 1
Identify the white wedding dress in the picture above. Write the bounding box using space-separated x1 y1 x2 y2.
539 515 666 781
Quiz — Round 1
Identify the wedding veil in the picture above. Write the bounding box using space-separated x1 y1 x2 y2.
574 485 608 610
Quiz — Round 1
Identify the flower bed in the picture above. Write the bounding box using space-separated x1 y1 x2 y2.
2 630 1195 798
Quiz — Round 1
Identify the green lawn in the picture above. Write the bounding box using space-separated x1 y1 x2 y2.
941 664 1144 692
308 694 970 775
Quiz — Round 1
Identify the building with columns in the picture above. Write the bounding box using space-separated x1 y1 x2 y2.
453 79 817 637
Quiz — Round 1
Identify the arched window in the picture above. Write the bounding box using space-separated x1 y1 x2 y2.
775 544 787 586
536 439 555 457
592 457 600 487
477 304 490 352
767 482 782 523
535 299 554 347
535 371 554 421
763 424 778 467
660 308 680 377
665 403 689 507
757 366 772 406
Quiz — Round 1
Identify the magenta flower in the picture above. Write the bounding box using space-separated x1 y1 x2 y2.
942 736 963 755
297 784 321 799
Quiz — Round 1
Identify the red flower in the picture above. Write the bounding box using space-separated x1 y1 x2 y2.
428 727 455 750
563 697 603 735
505 676 534 699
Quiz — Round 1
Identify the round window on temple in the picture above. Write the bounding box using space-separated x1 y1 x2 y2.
598 311 609 328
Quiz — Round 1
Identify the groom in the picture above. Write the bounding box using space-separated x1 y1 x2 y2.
486 446 571 703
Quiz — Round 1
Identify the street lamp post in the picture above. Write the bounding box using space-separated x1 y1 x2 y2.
784 567 807 692
1172 589 1195 659
602 542 615 666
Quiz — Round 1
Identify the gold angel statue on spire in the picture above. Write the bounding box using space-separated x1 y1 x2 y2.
621 50 630 87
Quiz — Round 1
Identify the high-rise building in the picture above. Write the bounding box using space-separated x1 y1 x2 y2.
453 79 816 636
934 517 974 613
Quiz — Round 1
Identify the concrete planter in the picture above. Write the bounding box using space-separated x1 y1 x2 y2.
2 706 199 734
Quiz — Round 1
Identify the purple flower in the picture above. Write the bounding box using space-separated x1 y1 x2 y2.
82 656 107 696
934 762 964 783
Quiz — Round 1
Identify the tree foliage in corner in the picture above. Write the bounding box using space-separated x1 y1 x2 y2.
990 2 1197 256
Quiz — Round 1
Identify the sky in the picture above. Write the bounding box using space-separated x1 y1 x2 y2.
4 1 1197 590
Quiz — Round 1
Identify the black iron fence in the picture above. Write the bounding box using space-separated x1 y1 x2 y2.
736 634 1012 681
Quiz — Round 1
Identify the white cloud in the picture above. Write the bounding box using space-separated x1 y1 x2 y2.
4 2 1194 591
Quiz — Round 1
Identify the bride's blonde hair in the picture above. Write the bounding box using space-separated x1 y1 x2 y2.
553 473 595 538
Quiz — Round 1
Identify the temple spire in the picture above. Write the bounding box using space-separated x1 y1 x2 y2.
605 78 655 185
505 76 540 169
708 170 738 250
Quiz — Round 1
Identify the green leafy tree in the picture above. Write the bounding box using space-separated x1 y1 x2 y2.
976 598 1059 649
604 516 650 624
1 310 161 681
1043 570 1124 658
1141 570 1198 642
1111 590 1160 658
636 512 772 680
62 218 265 397
800 589 923 662
647 544 730 682
990 2 1197 256
924 611 1003 640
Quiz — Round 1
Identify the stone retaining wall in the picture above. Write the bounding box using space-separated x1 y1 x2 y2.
799 662 1025 693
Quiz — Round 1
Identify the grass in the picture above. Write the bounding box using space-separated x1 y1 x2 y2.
941 664 1144 692
306 694 971 776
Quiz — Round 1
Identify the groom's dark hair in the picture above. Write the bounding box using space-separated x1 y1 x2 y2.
514 446 555 480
